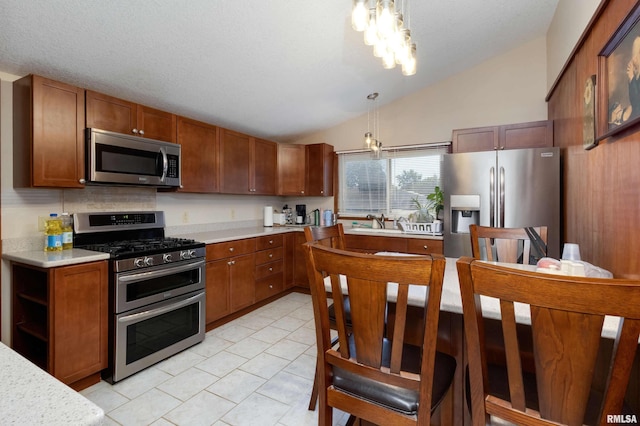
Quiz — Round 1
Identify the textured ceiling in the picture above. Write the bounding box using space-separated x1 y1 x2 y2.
0 0 558 142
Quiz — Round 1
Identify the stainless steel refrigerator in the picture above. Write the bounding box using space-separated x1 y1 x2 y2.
442 147 560 258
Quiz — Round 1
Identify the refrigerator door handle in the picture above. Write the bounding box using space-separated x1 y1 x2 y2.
490 166 495 227
499 166 505 228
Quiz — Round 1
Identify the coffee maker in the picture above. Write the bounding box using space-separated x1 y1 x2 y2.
295 204 306 225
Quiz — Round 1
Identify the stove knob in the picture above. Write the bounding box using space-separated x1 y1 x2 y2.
163 253 173 263
188 249 197 259
180 250 189 260
134 258 145 268
144 256 154 266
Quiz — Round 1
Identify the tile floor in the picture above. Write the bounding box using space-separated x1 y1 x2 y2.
81 292 350 426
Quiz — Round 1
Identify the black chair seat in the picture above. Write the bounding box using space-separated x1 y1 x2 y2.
333 336 456 415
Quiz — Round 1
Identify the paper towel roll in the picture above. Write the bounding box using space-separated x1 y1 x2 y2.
263 206 274 227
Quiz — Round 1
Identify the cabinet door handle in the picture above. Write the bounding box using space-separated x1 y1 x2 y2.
228 260 235 266
229 247 235 252
132 128 139 134
269 240 273 244
269 267 273 272
79 178 86 184
423 245 428 250
139 129 145 136
268 253 273 258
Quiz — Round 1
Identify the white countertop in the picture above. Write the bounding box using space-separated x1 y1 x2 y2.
2 225 444 268
0 343 104 425
2 248 110 268
170 224 444 245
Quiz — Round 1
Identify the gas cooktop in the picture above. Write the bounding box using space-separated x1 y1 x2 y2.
79 237 204 258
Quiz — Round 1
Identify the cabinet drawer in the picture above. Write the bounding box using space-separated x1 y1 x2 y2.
255 247 283 265
255 260 283 280
256 273 284 301
256 234 283 251
406 238 443 255
345 235 407 253
206 238 256 261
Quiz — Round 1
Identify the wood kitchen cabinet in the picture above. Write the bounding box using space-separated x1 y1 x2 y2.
255 235 284 302
218 128 277 195
177 116 219 193
293 232 310 288
85 90 177 143
451 120 553 153
11 261 108 390
205 239 256 324
306 143 334 196
345 234 444 255
278 144 306 195
13 74 85 188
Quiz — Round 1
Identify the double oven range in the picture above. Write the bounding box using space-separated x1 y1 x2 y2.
74 211 206 383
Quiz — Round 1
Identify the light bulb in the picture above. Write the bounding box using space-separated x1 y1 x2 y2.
382 50 396 69
376 0 395 40
402 43 417 76
373 39 387 58
395 29 410 64
363 9 378 46
364 132 373 148
351 0 368 32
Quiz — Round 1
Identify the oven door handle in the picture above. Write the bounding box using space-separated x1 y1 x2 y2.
118 292 204 324
118 260 205 283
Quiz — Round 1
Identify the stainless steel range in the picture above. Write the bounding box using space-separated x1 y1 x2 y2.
73 211 206 383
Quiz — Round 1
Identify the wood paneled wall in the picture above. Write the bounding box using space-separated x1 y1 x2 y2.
548 0 640 278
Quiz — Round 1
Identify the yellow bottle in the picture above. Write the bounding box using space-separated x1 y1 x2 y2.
61 212 73 250
44 213 63 252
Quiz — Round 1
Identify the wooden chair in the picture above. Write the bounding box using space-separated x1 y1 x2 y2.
304 243 456 425
303 224 350 410
456 256 640 425
470 224 548 264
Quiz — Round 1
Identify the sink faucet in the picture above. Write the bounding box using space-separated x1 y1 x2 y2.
366 214 385 229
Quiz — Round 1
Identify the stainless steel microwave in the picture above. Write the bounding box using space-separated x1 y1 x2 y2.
86 128 181 188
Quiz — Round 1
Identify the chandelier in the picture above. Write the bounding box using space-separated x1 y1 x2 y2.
351 0 417 76
364 92 383 158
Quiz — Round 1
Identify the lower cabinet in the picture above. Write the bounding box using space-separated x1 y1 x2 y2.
255 235 284 301
205 238 256 323
344 234 444 255
11 261 108 390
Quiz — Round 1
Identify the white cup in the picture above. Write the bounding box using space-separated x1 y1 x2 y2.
561 243 581 261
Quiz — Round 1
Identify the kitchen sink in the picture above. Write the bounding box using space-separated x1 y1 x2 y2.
349 228 403 234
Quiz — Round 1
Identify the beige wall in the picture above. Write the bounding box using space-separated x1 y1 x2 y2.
296 37 549 151
546 0 602 92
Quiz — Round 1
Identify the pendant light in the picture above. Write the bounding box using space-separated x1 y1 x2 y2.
363 92 383 159
351 0 417 76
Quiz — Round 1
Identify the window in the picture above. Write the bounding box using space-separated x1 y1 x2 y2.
338 144 449 218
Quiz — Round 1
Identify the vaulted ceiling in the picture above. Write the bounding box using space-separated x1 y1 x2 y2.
0 0 559 142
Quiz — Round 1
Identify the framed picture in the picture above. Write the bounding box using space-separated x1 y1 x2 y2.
597 2 640 141
583 75 597 149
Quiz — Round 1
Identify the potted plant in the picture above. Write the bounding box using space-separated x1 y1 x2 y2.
409 196 433 223
426 186 444 220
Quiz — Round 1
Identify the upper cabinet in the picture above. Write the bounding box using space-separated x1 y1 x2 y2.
452 120 553 153
306 143 334 196
278 144 306 196
218 128 277 195
13 74 85 188
85 90 177 143
176 116 219 193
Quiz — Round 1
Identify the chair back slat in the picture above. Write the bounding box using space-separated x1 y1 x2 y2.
457 257 640 426
499 300 526 411
530 307 603 424
304 224 346 249
347 276 387 368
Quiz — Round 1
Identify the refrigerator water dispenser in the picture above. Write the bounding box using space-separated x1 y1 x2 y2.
450 194 480 234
